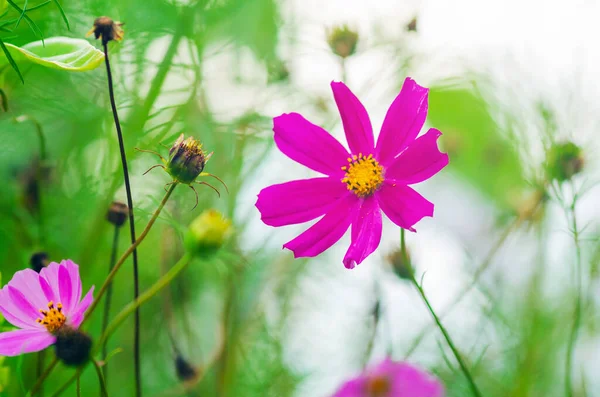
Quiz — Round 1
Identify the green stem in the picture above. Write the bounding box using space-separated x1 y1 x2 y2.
28 357 57 396
402 230 482 397
565 183 583 396
82 183 178 326
76 376 80 397
92 359 109 397
97 254 192 349
101 225 120 384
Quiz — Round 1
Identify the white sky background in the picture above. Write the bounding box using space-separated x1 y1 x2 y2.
138 0 600 395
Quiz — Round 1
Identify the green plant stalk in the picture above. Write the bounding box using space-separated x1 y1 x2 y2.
402 229 483 397
92 359 109 397
102 40 143 397
82 183 178 325
28 358 57 396
565 185 583 397
49 254 193 396
101 225 120 384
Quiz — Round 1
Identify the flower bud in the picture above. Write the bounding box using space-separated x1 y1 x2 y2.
167 134 210 184
546 142 584 182
185 210 232 257
406 16 418 32
175 355 198 382
386 248 413 281
30 252 49 273
54 327 93 367
106 201 129 227
87 16 124 45
327 25 359 59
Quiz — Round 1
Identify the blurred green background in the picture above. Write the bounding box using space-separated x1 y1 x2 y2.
0 0 599 396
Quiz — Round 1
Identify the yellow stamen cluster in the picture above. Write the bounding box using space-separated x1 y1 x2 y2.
341 153 384 197
36 301 66 333
365 375 391 396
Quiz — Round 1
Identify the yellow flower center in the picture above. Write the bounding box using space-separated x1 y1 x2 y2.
365 375 391 397
36 301 66 333
341 153 384 197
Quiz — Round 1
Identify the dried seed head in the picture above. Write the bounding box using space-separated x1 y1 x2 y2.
30 252 50 273
327 25 359 59
87 16 124 45
546 141 584 182
107 201 129 227
54 327 93 367
167 134 211 185
185 209 232 257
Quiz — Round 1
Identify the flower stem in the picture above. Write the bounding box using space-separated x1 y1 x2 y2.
102 40 142 397
101 225 120 384
28 357 57 396
82 183 178 326
402 230 482 397
92 359 109 397
76 376 81 397
565 183 583 396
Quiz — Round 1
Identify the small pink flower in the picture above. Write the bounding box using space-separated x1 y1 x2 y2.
332 359 444 397
256 78 449 268
0 260 94 356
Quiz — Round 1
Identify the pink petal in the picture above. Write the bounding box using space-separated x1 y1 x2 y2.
376 183 433 232
39 276 55 304
256 177 350 227
385 128 449 185
58 263 73 313
0 288 36 329
6 269 47 310
69 286 94 328
342 197 383 269
375 77 429 166
7 286 40 323
273 113 349 177
382 361 444 397
331 81 375 154
39 262 61 303
331 378 365 397
283 194 358 258
0 329 55 356
64 260 82 312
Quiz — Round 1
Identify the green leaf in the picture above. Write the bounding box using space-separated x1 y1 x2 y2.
428 84 527 210
0 37 24 83
51 0 69 30
0 37 104 73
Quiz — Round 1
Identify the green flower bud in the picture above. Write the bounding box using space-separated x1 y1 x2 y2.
167 134 211 185
185 210 232 257
546 142 584 182
327 25 359 59
387 248 413 281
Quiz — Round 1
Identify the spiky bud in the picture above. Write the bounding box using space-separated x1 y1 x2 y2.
185 209 232 257
167 134 211 184
327 25 359 59
54 327 93 367
30 252 49 273
546 142 584 182
87 17 124 45
106 201 129 227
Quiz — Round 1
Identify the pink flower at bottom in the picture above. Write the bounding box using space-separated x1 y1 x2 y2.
332 359 444 397
0 260 94 356
256 77 449 269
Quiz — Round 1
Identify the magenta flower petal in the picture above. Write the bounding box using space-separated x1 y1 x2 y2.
0 329 55 356
283 194 358 258
332 359 444 397
39 276 56 304
256 177 350 227
0 292 36 329
7 286 39 323
342 197 383 269
58 264 73 314
376 183 433 232
331 81 375 154
63 260 82 313
69 286 95 328
375 77 429 166
386 128 449 185
7 269 47 310
274 113 350 177
39 263 61 303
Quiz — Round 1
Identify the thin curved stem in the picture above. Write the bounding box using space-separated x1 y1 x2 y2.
76 376 80 397
82 183 178 325
102 40 142 397
565 182 583 396
101 225 120 384
28 357 57 396
92 359 109 397
402 229 482 397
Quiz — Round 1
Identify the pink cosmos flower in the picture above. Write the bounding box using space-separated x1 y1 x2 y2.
332 359 444 397
0 260 94 356
256 78 449 268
